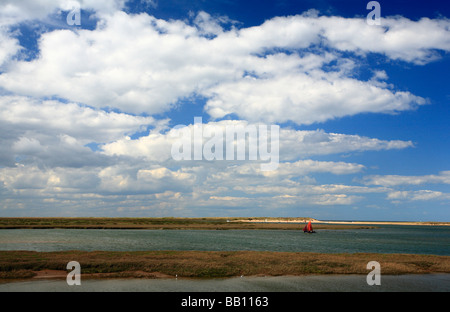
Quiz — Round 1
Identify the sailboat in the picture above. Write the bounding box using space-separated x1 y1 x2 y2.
303 220 316 233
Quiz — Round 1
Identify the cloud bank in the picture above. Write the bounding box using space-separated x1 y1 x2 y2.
0 2 449 217
1 9 447 122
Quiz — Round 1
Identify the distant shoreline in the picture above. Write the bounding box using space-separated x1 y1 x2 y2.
0 217 377 230
0 217 447 230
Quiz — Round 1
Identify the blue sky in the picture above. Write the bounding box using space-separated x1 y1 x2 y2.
0 0 449 221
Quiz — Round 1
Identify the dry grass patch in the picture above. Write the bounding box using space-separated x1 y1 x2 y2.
0 250 448 280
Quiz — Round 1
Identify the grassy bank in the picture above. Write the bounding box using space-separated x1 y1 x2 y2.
0 250 448 280
0 217 375 230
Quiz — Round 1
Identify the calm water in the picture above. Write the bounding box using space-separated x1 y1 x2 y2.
1 274 449 292
0 225 449 255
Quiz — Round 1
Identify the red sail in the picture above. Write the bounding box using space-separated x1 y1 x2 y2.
307 221 313 232
303 224 308 231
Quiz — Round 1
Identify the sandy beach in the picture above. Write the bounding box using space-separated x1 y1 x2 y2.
233 218 450 226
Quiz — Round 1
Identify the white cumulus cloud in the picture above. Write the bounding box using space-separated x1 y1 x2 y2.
0 11 447 124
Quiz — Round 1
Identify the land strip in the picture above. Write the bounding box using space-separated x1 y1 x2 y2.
0 217 376 230
0 250 448 280
315 220 450 226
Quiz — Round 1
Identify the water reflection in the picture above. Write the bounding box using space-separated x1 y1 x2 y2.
1 274 449 292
